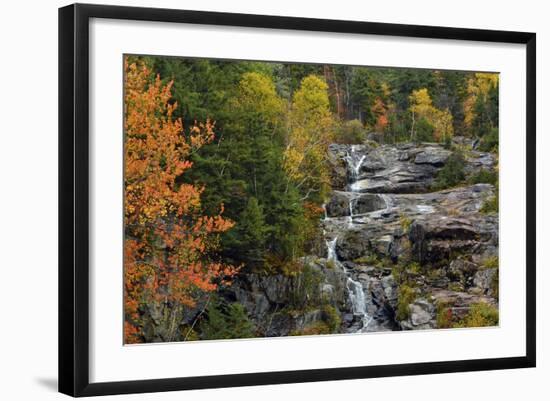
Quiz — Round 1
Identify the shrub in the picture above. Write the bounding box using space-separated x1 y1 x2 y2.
354 253 393 269
455 302 499 328
200 298 256 340
334 119 367 144
432 151 466 190
480 195 498 214
415 117 435 142
291 321 331 336
438 302 499 329
396 284 417 321
443 134 453 149
180 326 200 341
386 114 410 143
322 305 342 333
481 255 499 270
365 139 380 148
289 264 323 310
436 303 454 329
353 254 380 266
399 214 412 232
468 169 498 185
392 263 405 284
408 262 422 275
448 282 464 292
478 128 499 153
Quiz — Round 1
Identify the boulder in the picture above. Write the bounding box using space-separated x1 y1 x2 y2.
400 298 436 330
447 258 480 284
336 230 374 261
354 194 387 214
473 268 498 296
325 191 352 217
431 289 497 308
414 147 451 166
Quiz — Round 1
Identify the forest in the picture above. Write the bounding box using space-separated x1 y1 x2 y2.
124 55 499 343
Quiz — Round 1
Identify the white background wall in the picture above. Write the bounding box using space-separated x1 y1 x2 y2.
0 0 546 399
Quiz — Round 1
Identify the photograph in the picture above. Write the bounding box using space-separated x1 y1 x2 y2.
123 55 500 344
0 0 543 399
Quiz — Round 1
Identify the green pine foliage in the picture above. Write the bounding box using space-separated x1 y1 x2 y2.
432 151 466 190
200 297 256 340
468 168 498 185
415 117 435 142
228 197 268 267
479 127 499 152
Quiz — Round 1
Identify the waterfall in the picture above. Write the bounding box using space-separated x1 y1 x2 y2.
354 155 366 177
323 232 372 332
347 198 354 228
322 203 328 219
325 236 338 262
345 145 366 181
346 278 373 330
322 144 374 333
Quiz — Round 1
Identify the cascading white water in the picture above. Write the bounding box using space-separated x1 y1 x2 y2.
325 236 338 262
347 198 354 227
322 144 376 332
322 203 328 219
324 232 372 332
353 154 366 178
345 146 367 179
346 278 373 330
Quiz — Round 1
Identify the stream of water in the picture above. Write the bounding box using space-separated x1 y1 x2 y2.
322 145 374 332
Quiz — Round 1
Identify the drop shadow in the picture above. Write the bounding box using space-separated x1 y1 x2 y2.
35 377 57 392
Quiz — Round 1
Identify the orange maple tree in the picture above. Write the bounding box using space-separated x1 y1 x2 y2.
123 59 237 343
372 97 389 133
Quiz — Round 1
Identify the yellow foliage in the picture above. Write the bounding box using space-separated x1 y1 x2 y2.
464 73 499 130
409 88 454 142
284 75 335 201
232 72 285 128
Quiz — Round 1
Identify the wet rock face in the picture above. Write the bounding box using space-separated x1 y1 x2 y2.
414 147 451 166
321 140 499 333
325 191 387 218
336 230 374 261
227 258 349 336
325 185 498 266
328 142 495 193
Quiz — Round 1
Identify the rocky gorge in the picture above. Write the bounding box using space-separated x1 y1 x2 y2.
226 139 500 336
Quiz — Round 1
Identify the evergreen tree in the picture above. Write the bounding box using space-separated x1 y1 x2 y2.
230 197 268 267
200 298 256 340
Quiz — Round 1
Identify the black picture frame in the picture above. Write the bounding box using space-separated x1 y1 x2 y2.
59 3 536 397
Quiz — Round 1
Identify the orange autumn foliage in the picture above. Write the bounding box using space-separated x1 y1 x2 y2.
372 97 389 133
123 59 237 343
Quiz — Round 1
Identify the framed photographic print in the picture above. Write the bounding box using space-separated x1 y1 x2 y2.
58 3 536 397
